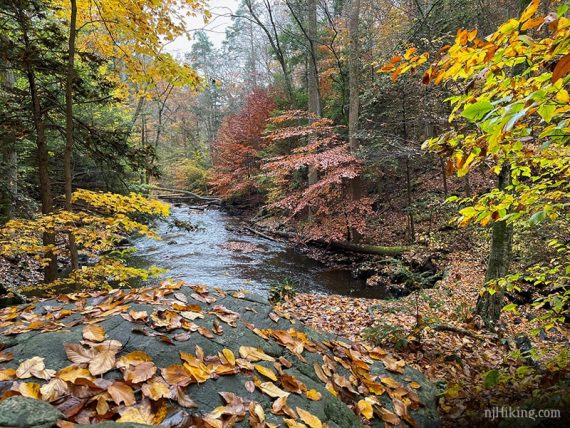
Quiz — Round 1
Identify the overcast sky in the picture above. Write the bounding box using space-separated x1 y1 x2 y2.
167 0 240 57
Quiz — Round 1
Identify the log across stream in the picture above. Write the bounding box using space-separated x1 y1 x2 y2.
129 205 389 298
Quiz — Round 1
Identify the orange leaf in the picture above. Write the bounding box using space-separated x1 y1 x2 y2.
552 54 570 83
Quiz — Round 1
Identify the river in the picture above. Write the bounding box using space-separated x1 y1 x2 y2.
131 205 386 298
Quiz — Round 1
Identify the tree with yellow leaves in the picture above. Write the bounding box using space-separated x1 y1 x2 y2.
383 0 569 327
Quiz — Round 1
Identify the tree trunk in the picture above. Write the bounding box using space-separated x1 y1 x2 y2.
476 164 513 326
348 0 360 152
1 67 17 220
347 0 361 242
307 0 321 116
64 0 79 270
402 98 415 243
17 6 57 283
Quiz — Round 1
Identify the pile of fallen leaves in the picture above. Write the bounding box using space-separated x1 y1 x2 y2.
0 281 432 427
277 251 570 425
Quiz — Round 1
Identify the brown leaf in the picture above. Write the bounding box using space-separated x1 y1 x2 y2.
116 351 153 369
108 381 136 406
16 356 54 380
89 346 119 376
171 386 197 408
82 324 106 342
245 380 255 393
161 365 193 387
64 343 95 364
0 350 14 362
141 376 171 401
124 361 157 384
552 53 570 83
40 378 69 402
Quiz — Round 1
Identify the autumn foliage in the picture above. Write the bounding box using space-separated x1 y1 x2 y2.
0 190 169 293
263 111 374 242
383 0 570 329
210 89 275 198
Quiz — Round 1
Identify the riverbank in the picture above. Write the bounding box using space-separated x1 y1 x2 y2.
276 250 570 426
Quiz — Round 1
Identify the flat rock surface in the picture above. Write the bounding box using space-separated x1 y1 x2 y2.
0 282 439 427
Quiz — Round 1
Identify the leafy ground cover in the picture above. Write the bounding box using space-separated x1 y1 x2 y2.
277 251 570 426
0 281 439 427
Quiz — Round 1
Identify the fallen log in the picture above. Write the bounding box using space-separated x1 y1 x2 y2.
149 186 221 202
247 225 414 256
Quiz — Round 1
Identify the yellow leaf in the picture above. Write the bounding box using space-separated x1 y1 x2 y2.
255 364 277 381
0 368 17 381
305 389 322 401
357 399 374 420
239 346 275 362
296 407 322 428
19 382 41 399
82 324 106 342
222 348 235 366
259 381 289 398
284 419 307 428
556 88 569 104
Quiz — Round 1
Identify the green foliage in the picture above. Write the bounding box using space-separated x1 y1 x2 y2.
383 0 570 330
269 278 298 304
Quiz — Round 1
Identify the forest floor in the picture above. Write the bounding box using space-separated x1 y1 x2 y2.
276 249 570 426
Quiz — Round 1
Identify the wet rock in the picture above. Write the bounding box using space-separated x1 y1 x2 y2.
0 286 440 427
0 396 64 428
352 261 378 279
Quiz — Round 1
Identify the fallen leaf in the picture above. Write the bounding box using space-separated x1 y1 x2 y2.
255 364 278 381
82 324 106 342
357 399 374 420
239 346 275 362
258 381 289 398
19 382 41 399
108 381 136 406
306 389 322 401
296 407 322 428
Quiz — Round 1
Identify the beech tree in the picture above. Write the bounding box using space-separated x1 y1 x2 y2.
211 89 275 198
263 111 374 242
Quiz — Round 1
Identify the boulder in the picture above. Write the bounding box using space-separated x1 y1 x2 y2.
0 283 439 427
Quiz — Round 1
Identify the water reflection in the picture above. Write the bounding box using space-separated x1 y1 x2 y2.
131 206 387 298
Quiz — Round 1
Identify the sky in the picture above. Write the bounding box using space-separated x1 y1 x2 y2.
167 0 240 56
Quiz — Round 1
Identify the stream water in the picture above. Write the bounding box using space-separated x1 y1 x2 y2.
131 205 386 298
